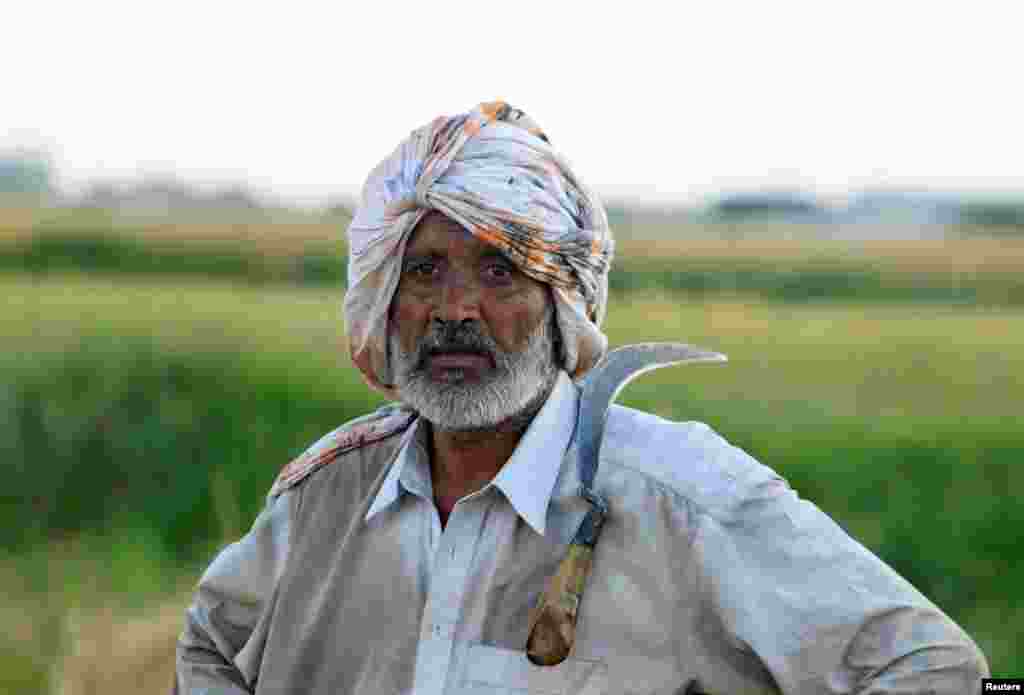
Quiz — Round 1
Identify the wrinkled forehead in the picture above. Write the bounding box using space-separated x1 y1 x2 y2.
404 210 503 261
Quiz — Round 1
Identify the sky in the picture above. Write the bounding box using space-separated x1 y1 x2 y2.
4 1 1023 207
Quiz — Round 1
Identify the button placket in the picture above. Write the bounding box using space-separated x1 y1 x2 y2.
413 501 484 695
435 516 469 624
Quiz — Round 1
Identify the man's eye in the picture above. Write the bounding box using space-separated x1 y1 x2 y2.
486 264 513 280
409 262 438 277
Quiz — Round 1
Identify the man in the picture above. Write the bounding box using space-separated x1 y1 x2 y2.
176 101 988 694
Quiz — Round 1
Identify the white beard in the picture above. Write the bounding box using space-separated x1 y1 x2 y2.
388 306 559 432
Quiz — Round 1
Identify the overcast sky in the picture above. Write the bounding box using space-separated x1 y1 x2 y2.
4 1 1022 206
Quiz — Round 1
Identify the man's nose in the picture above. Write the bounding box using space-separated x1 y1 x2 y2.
432 269 482 324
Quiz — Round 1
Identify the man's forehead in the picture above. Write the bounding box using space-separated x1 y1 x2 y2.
405 210 501 258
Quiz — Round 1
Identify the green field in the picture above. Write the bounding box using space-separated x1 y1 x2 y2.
2 222 1022 691
5 274 1022 424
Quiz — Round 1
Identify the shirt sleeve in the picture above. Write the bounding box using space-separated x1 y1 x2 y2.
694 466 989 695
175 489 294 694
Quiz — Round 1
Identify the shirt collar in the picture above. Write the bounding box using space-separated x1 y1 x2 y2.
364 370 579 536
490 370 578 536
364 419 430 522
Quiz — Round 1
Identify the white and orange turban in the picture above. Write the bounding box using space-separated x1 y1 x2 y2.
343 101 614 397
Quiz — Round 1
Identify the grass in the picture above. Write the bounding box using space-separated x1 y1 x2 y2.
1 535 192 693
1 273 347 360
611 292 1024 423
5 274 1021 423
0 205 349 258
614 235 1024 273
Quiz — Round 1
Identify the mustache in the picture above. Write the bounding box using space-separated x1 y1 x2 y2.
413 322 497 366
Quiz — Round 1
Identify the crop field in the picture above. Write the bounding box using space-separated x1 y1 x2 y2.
4 275 1023 424
0 205 350 256
1 216 1022 691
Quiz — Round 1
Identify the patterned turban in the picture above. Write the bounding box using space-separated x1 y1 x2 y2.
343 100 614 397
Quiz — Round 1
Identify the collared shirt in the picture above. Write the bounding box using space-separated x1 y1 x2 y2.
177 370 988 694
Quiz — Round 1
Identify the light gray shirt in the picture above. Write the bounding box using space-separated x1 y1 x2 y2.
176 370 988 694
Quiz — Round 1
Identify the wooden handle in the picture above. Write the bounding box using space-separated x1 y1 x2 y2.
525 543 594 666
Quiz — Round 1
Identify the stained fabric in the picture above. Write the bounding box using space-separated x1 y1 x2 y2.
343 100 614 396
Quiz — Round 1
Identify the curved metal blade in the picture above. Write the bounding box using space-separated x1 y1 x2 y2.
576 342 726 492
525 342 727 667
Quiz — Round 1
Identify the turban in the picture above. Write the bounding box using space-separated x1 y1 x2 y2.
343 101 614 397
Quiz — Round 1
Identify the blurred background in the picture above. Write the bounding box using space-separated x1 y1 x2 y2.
4 2 1023 692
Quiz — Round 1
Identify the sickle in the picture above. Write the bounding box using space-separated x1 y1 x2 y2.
525 342 727 666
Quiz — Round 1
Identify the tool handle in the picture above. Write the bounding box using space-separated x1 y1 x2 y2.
525 504 606 666
525 542 594 666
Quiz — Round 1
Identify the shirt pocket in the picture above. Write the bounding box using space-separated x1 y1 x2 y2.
461 642 608 695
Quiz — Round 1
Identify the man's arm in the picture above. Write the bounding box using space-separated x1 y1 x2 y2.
175 490 293 693
695 469 989 694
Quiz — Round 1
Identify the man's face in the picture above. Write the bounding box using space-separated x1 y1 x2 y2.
388 211 559 431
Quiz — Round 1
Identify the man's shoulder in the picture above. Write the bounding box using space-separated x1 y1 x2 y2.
268 403 417 499
601 404 785 520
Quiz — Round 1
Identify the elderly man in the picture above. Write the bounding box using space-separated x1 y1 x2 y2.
176 102 988 694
